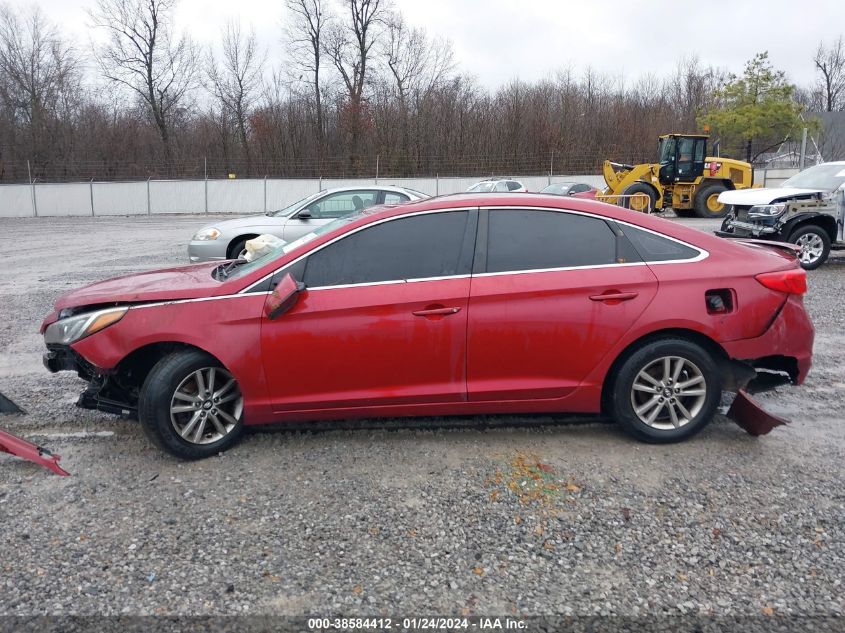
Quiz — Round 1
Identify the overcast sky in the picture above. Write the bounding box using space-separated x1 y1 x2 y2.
33 0 844 89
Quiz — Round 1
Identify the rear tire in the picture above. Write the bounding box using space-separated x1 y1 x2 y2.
693 183 730 219
788 224 830 270
606 339 721 443
621 182 657 212
139 350 245 459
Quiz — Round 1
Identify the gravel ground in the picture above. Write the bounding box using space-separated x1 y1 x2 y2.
0 214 843 628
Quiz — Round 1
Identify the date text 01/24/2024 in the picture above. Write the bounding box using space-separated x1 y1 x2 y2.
307 617 527 630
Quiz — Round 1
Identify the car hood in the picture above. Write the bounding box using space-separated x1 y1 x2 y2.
52 262 227 311
718 187 827 206
199 214 286 234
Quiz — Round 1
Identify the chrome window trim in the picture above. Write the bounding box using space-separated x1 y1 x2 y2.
473 261 650 279
239 207 479 293
307 274 472 292
480 205 709 266
235 204 709 294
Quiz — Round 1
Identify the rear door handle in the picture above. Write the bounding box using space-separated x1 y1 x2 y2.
412 307 462 316
589 292 639 302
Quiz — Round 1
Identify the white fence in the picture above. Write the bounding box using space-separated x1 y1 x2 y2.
0 169 796 218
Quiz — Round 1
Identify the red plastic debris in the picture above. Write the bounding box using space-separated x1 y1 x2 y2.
0 428 70 476
726 389 790 436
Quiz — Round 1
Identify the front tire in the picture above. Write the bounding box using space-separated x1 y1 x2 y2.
788 225 830 270
139 350 245 459
606 339 721 443
227 237 251 260
621 182 657 212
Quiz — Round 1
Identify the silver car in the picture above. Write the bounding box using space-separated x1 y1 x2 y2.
188 185 428 262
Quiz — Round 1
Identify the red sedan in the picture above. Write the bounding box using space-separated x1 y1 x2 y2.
41 194 813 459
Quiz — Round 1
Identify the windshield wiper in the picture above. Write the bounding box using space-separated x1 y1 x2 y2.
216 259 247 280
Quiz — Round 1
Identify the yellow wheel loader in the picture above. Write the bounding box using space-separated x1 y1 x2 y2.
599 134 753 218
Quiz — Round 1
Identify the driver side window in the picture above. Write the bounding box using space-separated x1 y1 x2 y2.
308 190 379 219
303 211 474 288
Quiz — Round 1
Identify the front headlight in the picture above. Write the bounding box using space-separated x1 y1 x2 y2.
748 204 786 219
192 227 221 241
44 307 128 345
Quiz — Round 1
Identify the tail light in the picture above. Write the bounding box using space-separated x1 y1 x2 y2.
755 269 807 295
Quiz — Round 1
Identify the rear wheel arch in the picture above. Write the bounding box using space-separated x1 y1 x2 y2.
600 328 728 413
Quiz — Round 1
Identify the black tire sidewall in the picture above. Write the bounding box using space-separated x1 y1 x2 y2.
608 339 721 443
227 238 248 260
694 183 729 219
621 183 657 211
139 351 244 459
788 225 830 270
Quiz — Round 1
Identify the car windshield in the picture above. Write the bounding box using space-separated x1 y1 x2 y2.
468 182 495 192
781 163 845 191
221 210 368 281
267 191 324 217
542 183 573 194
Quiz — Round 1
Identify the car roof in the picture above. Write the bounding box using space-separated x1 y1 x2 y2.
320 184 425 195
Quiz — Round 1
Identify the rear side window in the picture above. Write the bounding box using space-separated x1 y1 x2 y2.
304 211 473 287
617 224 700 262
485 210 619 273
506 181 522 191
383 192 410 204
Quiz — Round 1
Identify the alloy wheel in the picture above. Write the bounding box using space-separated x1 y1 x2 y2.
169 367 243 444
795 233 824 266
629 356 707 430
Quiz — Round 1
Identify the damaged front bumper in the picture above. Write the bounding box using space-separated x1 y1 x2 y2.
43 345 137 418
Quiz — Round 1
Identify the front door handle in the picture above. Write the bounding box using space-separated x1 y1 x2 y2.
589 291 639 303
412 306 462 317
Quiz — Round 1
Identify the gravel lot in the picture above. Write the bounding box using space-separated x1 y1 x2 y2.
1 214 843 627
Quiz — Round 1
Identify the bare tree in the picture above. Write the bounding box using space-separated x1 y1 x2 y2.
0 4 80 169
207 20 264 173
91 0 197 164
381 12 453 169
814 37 845 112
285 0 328 153
323 0 389 169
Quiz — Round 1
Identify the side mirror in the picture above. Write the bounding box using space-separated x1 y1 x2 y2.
296 209 312 219
264 273 306 320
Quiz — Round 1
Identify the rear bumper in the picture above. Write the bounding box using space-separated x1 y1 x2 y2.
722 294 814 386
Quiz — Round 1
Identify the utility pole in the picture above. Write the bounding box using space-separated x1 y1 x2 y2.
27 160 37 217
799 128 808 170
